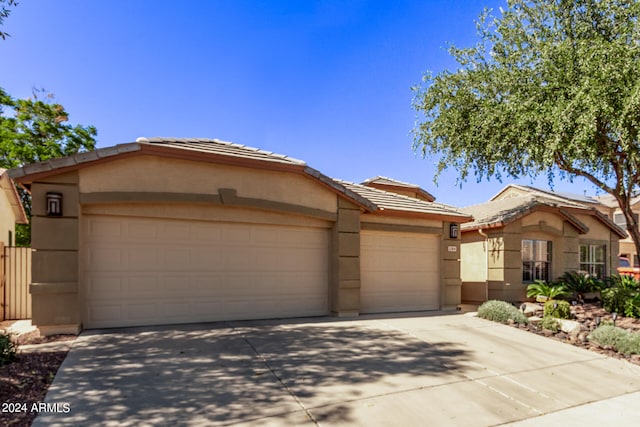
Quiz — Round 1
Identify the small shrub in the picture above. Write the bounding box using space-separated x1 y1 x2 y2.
588 325 640 355
624 293 640 318
543 300 571 319
526 280 570 300
0 333 17 365
477 300 529 325
602 286 637 316
540 316 560 333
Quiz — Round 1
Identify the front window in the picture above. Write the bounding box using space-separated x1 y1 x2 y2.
522 240 552 282
580 244 606 278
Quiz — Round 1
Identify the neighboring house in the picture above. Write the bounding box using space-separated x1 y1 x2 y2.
460 185 626 303
8 137 471 335
593 193 640 267
0 168 28 247
493 184 640 267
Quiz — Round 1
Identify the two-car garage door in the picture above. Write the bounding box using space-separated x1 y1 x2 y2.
81 215 330 328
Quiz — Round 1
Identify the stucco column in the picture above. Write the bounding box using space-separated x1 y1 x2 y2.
441 222 462 310
330 198 361 316
30 173 81 335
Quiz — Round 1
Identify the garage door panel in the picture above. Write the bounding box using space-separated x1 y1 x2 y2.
82 215 330 328
361 230 440 314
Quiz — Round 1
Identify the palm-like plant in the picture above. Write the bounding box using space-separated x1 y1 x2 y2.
556 271 604 302
526 280 570 300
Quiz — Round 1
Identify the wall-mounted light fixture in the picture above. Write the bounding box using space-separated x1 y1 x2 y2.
46 192 63 216
449 223 459 239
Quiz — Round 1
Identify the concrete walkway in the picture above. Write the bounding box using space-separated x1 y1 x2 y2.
34 313 640 426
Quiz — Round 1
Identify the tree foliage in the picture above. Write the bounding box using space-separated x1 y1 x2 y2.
0 87 97 169
413 0 640 255
0 0 16 40
0 87 97 245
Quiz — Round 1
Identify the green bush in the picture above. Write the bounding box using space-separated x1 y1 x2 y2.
606 274 640 290
601 275 639 317
624 293 640 318
526 280 570 300
477 300 529 325
588 325 640 355
540 316 560 333
543 300 572 319
0 333 17 365
556 271 603 294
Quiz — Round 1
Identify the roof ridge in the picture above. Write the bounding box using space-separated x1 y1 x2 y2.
135 137 307 166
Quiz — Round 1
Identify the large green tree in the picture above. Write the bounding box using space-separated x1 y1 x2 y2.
0 88 97 244
413 0 640 257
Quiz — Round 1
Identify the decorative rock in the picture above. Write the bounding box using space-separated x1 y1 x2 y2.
521 302 544 317
558 319 581 337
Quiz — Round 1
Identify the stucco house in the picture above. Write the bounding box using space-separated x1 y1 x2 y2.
491 184 640 267
8 137 471 335
0 168 28 247
460 185 626 303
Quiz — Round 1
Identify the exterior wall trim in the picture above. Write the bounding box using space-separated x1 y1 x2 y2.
80 190 338 221
361 222 442 235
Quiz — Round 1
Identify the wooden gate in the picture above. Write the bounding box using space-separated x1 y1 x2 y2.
1 245 32 320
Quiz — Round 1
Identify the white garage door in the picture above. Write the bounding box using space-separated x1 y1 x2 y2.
360 230 440 313
81 215 330 328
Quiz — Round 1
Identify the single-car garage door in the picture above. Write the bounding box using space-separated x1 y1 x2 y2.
360 230 440 313
80 215 330 328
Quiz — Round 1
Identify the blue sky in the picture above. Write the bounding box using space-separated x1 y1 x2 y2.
0 0 598 206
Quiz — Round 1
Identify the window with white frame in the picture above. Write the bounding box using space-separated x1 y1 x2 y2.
580 244 606 278
614 212 639 229
522 239 552 282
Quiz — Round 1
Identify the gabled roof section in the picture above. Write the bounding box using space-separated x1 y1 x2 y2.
7 137 377 212
361 176 436 202
491 184 600 206
0 168 28 225
596 193 640 209
461 193 627 238
337 179 471 222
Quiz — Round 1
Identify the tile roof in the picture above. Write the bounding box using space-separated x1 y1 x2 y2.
362 176 419 189
136 137 307 166
336 179 471 220
491 184 601 205
361 176 436 202
461 193 627 237
7 136 471 220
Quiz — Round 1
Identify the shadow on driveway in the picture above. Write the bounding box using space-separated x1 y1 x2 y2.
34 315 471 426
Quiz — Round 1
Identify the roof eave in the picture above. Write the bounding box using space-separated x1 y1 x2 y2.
367 208 473 223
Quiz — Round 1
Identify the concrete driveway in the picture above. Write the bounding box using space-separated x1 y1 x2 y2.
34 313 640 426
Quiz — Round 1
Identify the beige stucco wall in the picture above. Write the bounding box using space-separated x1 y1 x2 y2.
0 188 16 246
82 203 332 229
461 239 487 282
359 214 441 228
79 156 337 213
